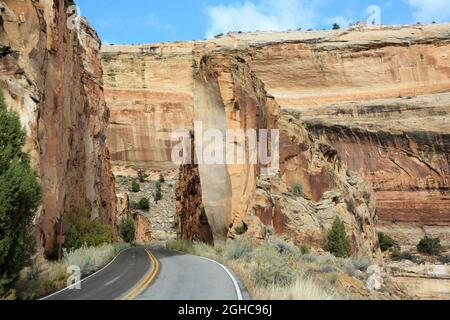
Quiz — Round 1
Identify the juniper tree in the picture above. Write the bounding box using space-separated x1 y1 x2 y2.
326 217 351 258
0 90 42 296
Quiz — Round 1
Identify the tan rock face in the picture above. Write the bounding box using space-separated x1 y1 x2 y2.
102 44 195 170
0 0 116 252
176 54 381 258
102 24 449 247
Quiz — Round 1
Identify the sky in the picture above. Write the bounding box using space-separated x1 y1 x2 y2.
75 0 450 44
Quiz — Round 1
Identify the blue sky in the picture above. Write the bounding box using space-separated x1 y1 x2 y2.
76 0 450 44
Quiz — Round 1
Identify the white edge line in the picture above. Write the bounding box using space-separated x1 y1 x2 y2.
40 246 134 301
198 256 244 301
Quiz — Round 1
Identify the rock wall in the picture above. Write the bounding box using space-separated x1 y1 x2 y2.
102 44 195 170
102 23 449 247
0 0 116 252
177 54 381 258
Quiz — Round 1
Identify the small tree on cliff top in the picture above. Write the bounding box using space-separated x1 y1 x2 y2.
0 90 42 297
326 217 351 258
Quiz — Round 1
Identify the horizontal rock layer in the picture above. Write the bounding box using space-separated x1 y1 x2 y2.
102 24 449 246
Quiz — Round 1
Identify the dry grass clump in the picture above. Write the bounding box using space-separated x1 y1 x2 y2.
165 236 376 300
15 243 130 300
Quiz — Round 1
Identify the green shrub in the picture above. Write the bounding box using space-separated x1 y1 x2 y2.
154 181 163 202
63 208 114 251
291 181 304 196
119 217 136 243
223 239 253 260
326 217 351 258
417 236 442 256
378 232 396 252
64 243 130 276
0 90 42 297
131 180 140 193
300 245 311 255
138 198 150 211
158 174 165 184
234 224 247 235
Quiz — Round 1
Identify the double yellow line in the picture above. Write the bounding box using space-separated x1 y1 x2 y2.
120 248 160 300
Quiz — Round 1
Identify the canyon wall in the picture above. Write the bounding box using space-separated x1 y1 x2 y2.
0 0 116 251
102 23 449 246
175 53 380 258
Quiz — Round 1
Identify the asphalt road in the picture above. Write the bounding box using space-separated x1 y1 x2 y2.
43 247 152 300
42 246 242 301
137 248 241 300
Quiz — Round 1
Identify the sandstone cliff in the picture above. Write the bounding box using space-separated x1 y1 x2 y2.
102 23 449 247
0 0 116 252
175 54 380 258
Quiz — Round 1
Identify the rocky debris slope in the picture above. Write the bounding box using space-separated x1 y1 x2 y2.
176 54 381 259
116 175 176 242
0 0 116 252
101 23 449 247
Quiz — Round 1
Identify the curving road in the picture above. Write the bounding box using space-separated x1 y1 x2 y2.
42 246 243 301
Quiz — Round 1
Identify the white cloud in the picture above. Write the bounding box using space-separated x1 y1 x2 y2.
205 0 318 38
408 0 450 23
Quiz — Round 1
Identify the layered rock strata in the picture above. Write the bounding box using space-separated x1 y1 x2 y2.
176 54 380 258
102 23 449 246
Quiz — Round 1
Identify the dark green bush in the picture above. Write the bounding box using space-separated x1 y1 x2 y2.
417 236 442 256
63 208 114 251
138 198 150 211
131 180 140 193
326 217 351 258
378 232 396 252
158 174 165 184
119 217 136 243
0 90 42 297
154 181 162 202
234 224 247 235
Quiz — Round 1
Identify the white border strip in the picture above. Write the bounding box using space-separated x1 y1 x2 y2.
40 247 134 301
199 256 244 301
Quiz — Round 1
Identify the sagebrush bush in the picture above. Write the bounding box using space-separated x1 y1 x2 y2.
291 181 304 196
417 236 442 256
119 217 136 243
63 208 114 251
251 246 296 288
378 233 396 252
326 217 351 258
64 243 130 276
223 239 253 260
166 240 195 254
268 237 295 255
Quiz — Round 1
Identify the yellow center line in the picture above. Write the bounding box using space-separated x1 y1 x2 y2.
120 248 160 300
